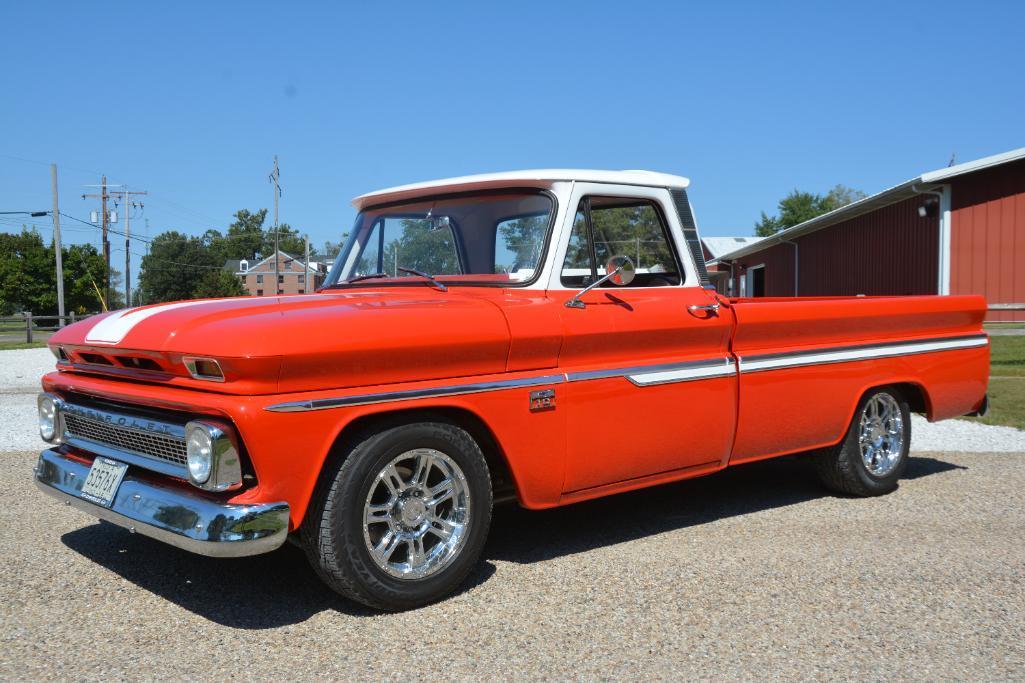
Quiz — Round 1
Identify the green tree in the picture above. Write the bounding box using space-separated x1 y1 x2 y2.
755 185 866 236
138 231 222 303
0 228 112 315
194 268 246 298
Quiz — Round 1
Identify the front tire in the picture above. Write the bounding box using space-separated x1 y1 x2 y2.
814 386 911 496
302 421 492 611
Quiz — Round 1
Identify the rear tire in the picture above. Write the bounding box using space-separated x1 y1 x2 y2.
301 421 492 611
814 386 911 497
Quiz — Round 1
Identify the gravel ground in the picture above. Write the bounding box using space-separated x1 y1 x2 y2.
2 449 1024 679
4 348 1023 453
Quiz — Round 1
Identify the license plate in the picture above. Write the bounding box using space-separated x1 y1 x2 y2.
80 457 128 507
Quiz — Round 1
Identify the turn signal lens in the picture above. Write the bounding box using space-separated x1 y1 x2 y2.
183 357 225 382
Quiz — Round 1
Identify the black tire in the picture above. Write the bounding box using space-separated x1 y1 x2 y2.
814 386 912 497
301 421 492 611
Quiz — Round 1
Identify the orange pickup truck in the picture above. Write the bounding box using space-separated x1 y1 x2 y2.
34 170 989 610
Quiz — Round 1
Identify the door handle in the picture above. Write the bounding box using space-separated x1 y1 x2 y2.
687 303 720 316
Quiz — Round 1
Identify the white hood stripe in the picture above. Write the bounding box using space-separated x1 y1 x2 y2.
84 301 215 345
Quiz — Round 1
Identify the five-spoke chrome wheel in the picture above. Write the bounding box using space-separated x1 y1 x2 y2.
858 392 905 477
363 448 471 579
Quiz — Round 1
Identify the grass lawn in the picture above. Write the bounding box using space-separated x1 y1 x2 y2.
0 341 47 351
989 335 1025 377
961 335 1025 430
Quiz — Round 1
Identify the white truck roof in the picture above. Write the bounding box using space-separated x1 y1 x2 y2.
352 169 691 210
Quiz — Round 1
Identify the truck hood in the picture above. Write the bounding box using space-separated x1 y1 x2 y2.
49 291 513 394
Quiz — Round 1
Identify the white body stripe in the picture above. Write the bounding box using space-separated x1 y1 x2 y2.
84 301 216 345
738 336 988 374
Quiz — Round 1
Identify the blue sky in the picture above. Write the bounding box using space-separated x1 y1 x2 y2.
1 1 1022 282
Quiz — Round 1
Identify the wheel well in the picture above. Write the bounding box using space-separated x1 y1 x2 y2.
886 382 930 416
320 407 517 504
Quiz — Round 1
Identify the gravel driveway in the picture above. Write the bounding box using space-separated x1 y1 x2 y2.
3 449 1024 679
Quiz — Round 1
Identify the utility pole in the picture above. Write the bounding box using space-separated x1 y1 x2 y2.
50 164 66 325
82 177 112 309
304 233 310 294
109 187 147 308
269 155 281 294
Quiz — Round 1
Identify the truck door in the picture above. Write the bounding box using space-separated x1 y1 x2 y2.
549 184 738 493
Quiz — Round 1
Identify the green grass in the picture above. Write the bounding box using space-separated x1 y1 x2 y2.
989 335 1025 377
965 377 1025 431
960 335 1025 430
0 341 47 351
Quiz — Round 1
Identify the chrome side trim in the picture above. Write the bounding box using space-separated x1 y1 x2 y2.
35 448 289 558
567 357 734 385
263 333 988 413
628 359 736 386
265 374 566 413
738 334 988 374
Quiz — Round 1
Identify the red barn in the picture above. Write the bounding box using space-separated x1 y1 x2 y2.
709 147 1025 321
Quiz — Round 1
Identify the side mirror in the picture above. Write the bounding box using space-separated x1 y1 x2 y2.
605 255 635 286
565 255 636 309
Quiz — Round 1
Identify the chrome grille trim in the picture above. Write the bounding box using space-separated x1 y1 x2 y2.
59 402 188 477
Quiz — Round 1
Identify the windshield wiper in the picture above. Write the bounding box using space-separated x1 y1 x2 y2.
341 272 388 285
397 266 448 292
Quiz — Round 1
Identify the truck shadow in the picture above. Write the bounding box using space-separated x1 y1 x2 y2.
59 455 961 628
485 455 964 564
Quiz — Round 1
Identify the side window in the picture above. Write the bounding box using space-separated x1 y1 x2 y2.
560 197 681 287
495 214 546 276
559 208 595 287
354 218 462 276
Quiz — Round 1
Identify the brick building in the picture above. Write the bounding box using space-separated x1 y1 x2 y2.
232 251 325 296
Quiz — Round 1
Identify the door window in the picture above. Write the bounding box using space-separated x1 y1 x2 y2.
560 197 681 288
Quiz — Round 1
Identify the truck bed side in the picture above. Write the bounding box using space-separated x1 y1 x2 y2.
727 295 989 463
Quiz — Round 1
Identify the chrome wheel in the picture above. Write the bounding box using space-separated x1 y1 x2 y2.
362 449 471 579
859 393 905 477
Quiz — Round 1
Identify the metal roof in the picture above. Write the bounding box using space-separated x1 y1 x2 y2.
702 236 766 262
352 169 691 210
712 146 1025 263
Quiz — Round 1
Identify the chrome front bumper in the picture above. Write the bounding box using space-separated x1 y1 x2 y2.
34 448 290 558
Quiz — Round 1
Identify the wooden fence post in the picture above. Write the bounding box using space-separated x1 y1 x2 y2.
25 312 33 343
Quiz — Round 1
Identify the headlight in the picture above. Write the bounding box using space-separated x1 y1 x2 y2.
37 393 61 443
186 424 213 483
184 421 243 491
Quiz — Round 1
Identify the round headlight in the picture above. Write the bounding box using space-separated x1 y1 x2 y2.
186 425 213 484
38 395 57 442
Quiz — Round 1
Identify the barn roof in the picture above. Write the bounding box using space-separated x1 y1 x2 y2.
713 146 1025 263
702 236 765 261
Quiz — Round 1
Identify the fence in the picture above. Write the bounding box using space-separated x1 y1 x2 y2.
0 313 97 343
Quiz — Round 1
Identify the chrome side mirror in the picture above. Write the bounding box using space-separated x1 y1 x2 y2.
565 255 635 309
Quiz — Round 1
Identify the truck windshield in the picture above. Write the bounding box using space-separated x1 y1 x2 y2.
324 191 553 288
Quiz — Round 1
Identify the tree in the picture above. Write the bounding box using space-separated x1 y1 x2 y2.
755 185 866 236
194 268 246 298
0 228 112 315
138 231 222 303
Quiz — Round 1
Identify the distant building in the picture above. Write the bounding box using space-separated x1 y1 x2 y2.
701 236 765 294
708 147 1025 321
231 251 325 296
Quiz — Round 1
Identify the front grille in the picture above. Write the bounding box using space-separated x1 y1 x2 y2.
63 412 188 466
